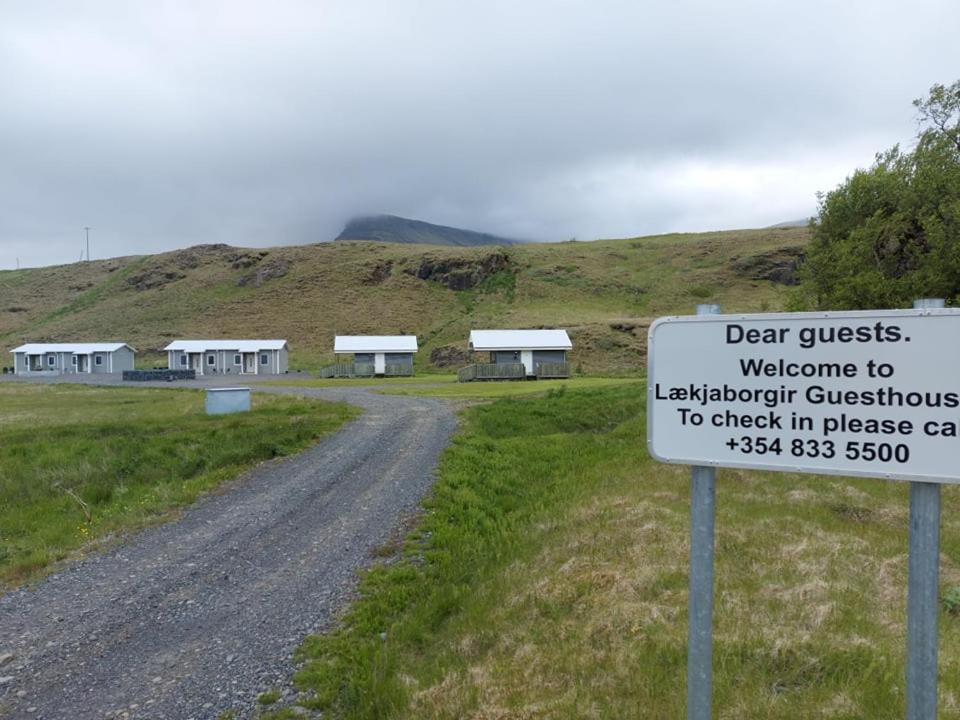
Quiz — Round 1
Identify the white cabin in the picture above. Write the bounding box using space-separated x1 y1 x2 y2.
469 329 572 377
333 336 418 375
164 340 289 376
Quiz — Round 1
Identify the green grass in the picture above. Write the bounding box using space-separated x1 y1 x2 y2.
266 375 641 399
287 384 960 719
257 689 282 705
265 375 640 400
0 384 357 588
378 376 641 398
265 374 458 389
0 227 808 375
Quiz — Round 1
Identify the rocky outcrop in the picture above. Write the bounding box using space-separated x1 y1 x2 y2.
404 251 510 291
238 259 290 287
363 260 394 285
229 251 269 269
126 268 186 291
127 245 240 291
731 246 805 285
429 345 472 368
172 244 231 270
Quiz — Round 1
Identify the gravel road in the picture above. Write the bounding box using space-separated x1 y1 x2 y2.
0 381 457 719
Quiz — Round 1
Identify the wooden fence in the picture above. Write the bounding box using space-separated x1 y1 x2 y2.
457 362 526 382
535 361 571 379
458 361 571 382
320 363 414 378
319 363 375 378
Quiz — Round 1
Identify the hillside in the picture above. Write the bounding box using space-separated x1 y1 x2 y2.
336 214 522 247
0 227 809 372
767 218 811 228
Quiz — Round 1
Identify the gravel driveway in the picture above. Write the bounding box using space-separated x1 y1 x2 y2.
0 381 457 719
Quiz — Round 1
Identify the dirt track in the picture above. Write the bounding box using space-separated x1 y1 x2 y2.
0 380 456 719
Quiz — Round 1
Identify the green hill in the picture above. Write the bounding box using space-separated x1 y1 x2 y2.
0 227 808 372
336 214 522 246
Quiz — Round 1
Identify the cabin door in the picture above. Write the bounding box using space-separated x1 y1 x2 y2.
243 353 256 374
521 350 534 376
191 354 203 373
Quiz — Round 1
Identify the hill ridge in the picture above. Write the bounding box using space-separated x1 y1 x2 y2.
336 214 522 247
0 227 809 373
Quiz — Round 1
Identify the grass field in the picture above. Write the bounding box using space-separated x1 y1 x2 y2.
266 374 459 389
278 384 960 719
269 375 642 400
378 376 642 398
0 227 808 374
0 384 356 588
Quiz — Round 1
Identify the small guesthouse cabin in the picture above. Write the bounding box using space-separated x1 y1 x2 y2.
330 336 418 377
11 343 136 376
164 340 289 376
463 329 572 380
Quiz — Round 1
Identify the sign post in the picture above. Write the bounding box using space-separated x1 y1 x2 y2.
647 301 960 719
907 298 944 720
687 303 719 720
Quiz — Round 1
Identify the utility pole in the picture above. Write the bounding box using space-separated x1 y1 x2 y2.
85 227 91 262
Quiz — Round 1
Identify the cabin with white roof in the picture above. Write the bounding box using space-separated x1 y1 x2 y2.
324 336 418 377
10 343 136 376
460 329 572 381
164 340 289 376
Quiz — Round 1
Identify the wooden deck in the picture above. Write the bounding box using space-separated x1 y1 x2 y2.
535 361 571 379
319 363 414 378
458 362 525 382
457 361 572 382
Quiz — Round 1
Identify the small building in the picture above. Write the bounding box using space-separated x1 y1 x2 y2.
10 343 136 376
164 340 289 376
462 329 572 381
326 336 418 377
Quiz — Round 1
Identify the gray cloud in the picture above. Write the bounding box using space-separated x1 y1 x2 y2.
1 0 958 268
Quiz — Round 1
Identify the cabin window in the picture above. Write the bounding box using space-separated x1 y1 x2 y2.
47 355 55 367
234 354 241 365
260 353 269 365
179 355 188 367
24 356 29 368
207 354 216 366
72 356 78 366
95 355 103 366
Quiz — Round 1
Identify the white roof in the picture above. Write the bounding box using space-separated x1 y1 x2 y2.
11 342 135 354
164 340 288 352
334 335 418 354
469 329 572 351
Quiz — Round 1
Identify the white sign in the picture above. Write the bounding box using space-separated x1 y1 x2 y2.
647 308 960 484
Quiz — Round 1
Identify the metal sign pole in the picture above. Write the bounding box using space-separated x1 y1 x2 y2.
907 297 944 720
688 303 720 720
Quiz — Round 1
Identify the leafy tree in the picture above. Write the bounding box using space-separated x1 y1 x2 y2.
797 81 960 309
914 80 960 153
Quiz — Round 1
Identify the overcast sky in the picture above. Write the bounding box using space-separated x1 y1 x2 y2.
1 1 958 269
